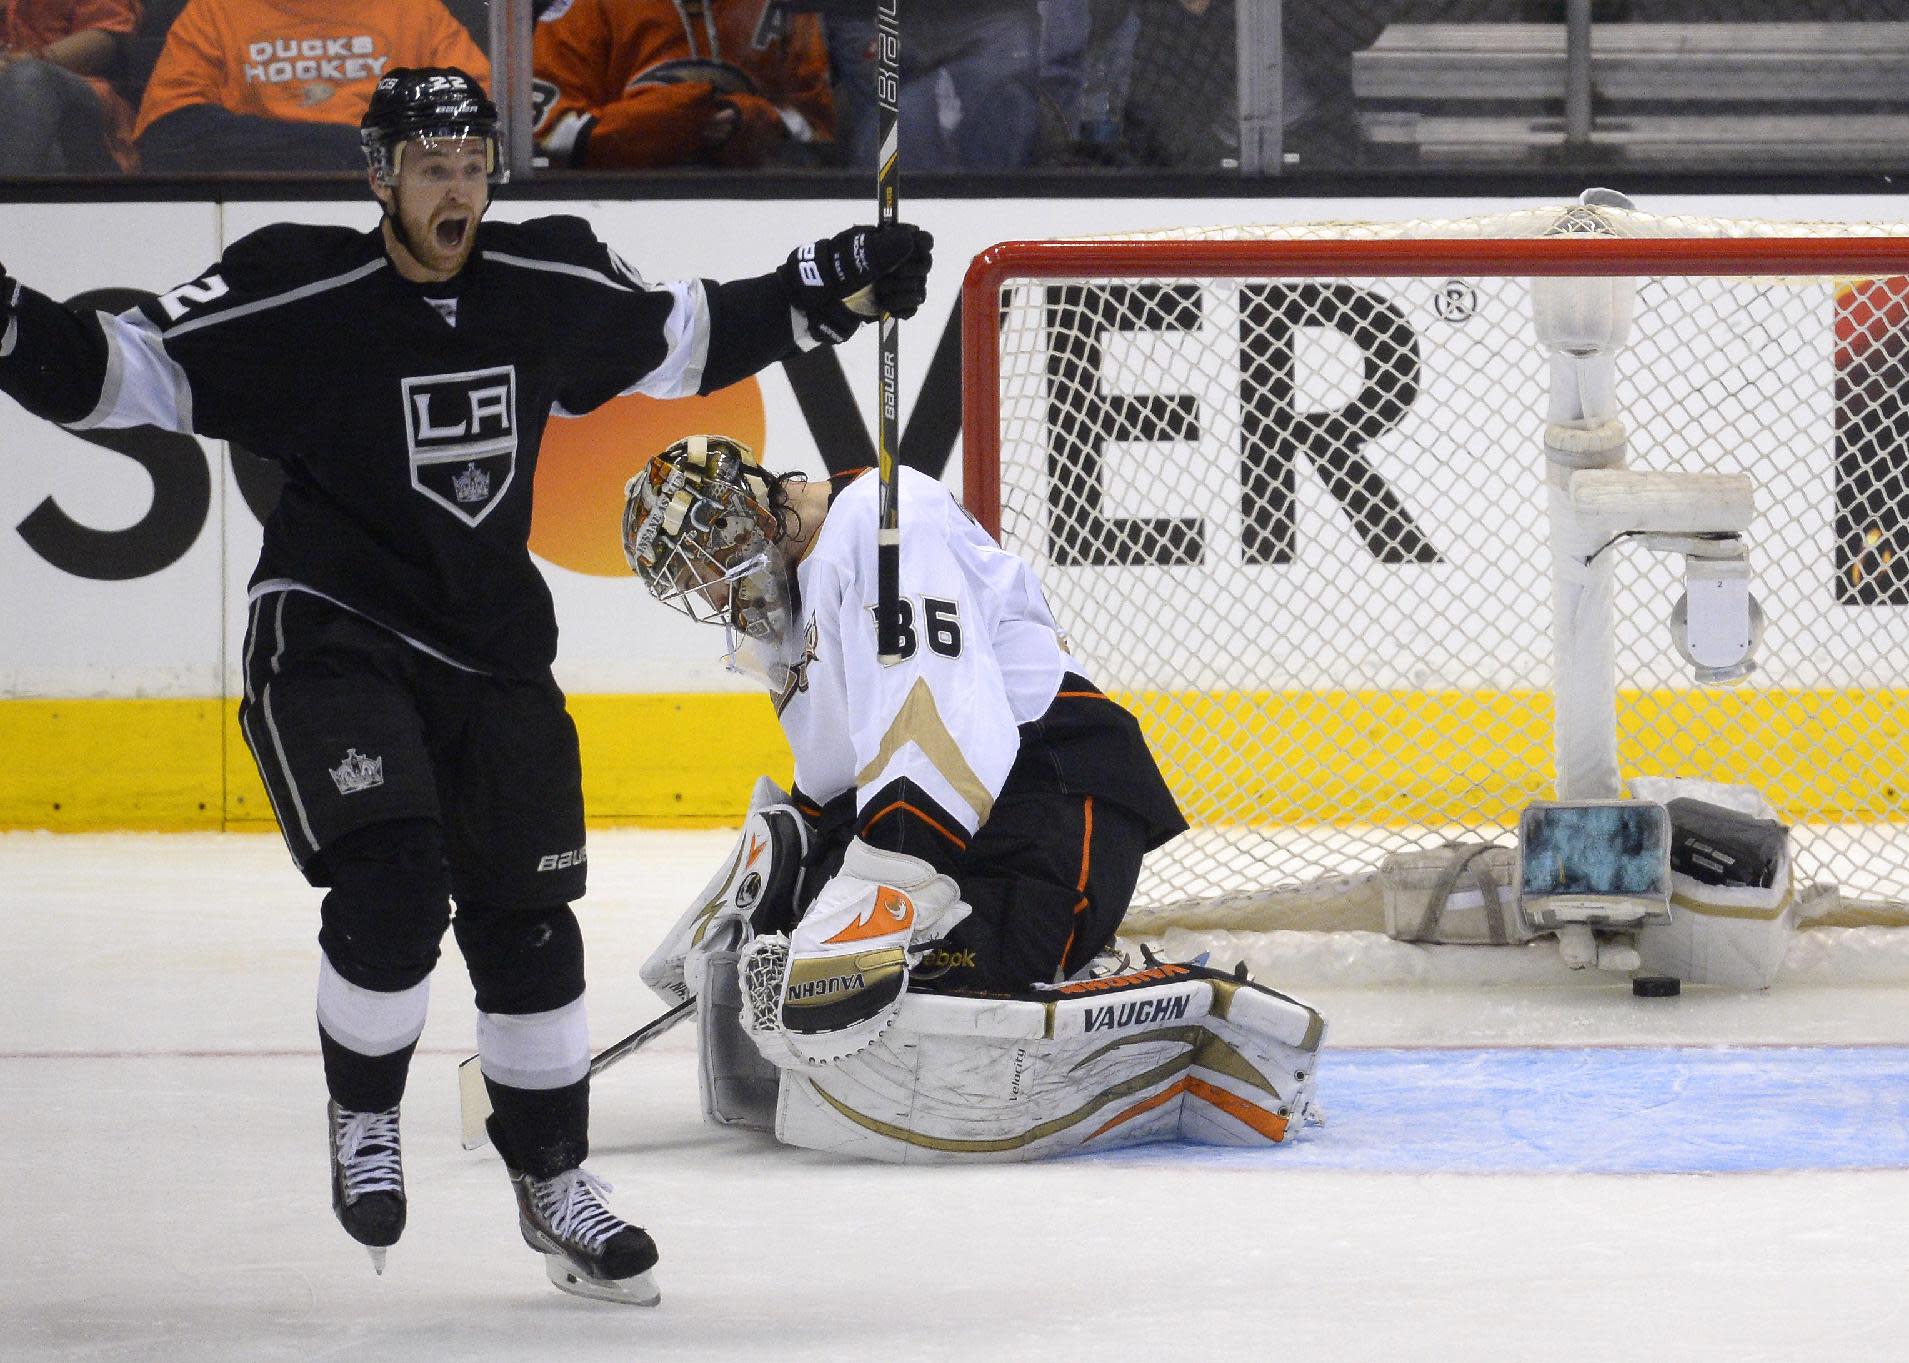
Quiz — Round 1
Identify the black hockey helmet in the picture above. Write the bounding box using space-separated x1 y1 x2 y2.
360 67 505 186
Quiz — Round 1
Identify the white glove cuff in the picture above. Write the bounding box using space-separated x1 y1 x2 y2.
840 837 938 890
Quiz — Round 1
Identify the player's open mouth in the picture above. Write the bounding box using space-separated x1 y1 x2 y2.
436 216 470 250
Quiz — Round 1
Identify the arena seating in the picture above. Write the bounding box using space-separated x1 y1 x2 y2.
1353 22 1909 167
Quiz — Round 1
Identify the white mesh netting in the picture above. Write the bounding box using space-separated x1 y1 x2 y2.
967 202 1909 930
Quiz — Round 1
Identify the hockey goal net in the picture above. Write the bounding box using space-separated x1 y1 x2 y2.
961 202 1909 932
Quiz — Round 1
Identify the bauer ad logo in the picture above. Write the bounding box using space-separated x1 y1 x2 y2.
404 367 518 527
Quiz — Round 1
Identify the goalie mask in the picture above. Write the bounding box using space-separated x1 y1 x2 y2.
624 435 793 651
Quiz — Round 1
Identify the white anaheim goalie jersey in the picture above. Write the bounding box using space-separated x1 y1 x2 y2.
763 466 1070 851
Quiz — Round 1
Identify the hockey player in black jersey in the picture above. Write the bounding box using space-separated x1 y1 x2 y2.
0 66 932 1305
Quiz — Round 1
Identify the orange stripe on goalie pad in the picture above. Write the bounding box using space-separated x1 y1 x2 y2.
1184 1076 1290 1143
1085 1079 1188 1144
1085 1077 1291 1145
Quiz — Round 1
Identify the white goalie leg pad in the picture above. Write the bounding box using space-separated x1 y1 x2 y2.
1181 980 1328 1144
639 775 808 1006
764 840 971 1065
768 965 1327 1163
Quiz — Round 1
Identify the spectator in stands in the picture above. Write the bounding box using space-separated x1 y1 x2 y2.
0 0 141 174
531 0 832 170
1036 0 1135 162
1039 0 1241 170
819 0 1041 172
132 0 487 173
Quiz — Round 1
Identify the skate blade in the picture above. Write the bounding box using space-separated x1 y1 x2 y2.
542 1255 660 1306
366 1246 388 1276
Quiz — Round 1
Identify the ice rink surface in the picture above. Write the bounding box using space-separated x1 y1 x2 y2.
5 831 1908 1363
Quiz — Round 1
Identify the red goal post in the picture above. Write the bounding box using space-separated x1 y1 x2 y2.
961 218 1909 931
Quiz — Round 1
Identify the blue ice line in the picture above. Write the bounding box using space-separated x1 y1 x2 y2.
1085 1046 1909 1174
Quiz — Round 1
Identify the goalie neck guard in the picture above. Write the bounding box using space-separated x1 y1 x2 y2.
360 67 504 186
623 434 793 648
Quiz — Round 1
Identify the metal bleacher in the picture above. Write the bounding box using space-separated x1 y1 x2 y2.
1353 21 1909 168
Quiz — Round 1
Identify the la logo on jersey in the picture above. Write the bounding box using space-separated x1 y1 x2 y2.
403 367 518 525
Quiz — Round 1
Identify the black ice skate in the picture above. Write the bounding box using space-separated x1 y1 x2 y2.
327 1101 406 1274
505 1162 660 1306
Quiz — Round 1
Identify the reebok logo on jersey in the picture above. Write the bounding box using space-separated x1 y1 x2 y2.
243 37 389 89
914 947 977 975
403 367 518 526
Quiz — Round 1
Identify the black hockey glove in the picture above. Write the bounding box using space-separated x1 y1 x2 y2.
777 223 934 345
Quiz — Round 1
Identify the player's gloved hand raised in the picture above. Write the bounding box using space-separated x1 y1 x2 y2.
778 223 934 345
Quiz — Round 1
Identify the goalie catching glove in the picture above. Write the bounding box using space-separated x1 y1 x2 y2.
740 839 970 1066
778 224 934 345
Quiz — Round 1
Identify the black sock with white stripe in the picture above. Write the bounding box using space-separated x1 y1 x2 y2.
320 1028 416 1112
485 1074 589 1178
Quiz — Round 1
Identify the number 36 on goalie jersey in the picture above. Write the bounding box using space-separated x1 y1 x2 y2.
776 467 1073 842
866 596 963 661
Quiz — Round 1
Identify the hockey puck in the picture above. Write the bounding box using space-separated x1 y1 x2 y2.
1631 975 1681 998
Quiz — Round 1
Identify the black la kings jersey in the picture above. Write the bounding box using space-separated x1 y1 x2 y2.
68 217 711 675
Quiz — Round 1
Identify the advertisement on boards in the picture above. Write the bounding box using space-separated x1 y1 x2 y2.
3 193 1904 827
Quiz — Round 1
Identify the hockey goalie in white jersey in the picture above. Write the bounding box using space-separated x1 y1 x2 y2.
621 434 1325 1162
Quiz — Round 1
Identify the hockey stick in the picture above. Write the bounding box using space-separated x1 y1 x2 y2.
457 999 696 1151
873 0 904 665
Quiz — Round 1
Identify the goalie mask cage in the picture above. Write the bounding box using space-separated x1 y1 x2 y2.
960 204 1909 932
